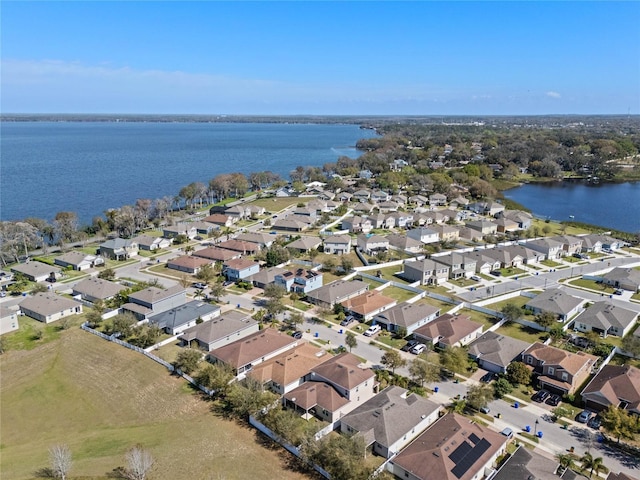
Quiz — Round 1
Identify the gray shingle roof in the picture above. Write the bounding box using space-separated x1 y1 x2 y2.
468 332 530 369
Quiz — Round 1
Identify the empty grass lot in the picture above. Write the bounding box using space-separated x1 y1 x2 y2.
0 328 311 480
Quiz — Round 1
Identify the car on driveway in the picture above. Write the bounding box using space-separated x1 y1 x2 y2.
614 289 623 295
401 339 419 352
532 390 550 403
193 282 208 289
409 343 427 355
480 372 495 383
471 275 482 282
501 428 514 438
547 394 562 406
291 331 303 339
340 315 355 326
577 410 592 423
588 415 602 429
364 325 381 337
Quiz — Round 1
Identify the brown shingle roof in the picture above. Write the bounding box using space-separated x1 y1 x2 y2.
523 343 598 376
209 328 297 369
193 247 239 261
284 381 350 412
248 343 329 387
341 290 396 316
582 365 640 414
311 352 374 391
413 313 482 346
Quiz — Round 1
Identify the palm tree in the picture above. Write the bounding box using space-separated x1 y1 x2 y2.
580 452 605 478
556 452 577 473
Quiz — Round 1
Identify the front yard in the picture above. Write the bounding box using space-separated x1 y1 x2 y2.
495 321 548 344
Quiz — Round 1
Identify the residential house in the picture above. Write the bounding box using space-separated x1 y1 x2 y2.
402 259 450 285
353 203 375 215
386 211 413 229
285 352 377 420
99 238 139 260
248 266 287 289
602 268 640 293
573 302 638 338
456 226 481 242
359 169 373 179
468 201 505 217
581 365 640 415
525 238 564 260
190 221 218 236
163 223 197 240
217 239 260 255
581 234 625 252
338 191 353 202
389 159 408 171
493 446 588 480
340 386 442 458
272 218 309 232
72 277 125 303
554 235 584 256
407 227 439 244
193 247 240 262
203 213 236 228
525 288 585 322
463 250 501 275
342 215 372 234
167 255 213 275
468 332 531 374
274 268 323 294
522 342 598 395
388 413 508 480
413 313 483 349
500 210 533 230
373 302 440 335
323 235 352 255
317 191 336 202
235 232 276 250
392 194 407 205
341 290 397 321
371 190 390 203
422 210 449 225
248 343 330 395
54 251 104 271
482 247 524 269
305 280 369 308
223 258 260 281
0 306 20 335
122 285 186 320
430 224 460 243
284 236 322 253
179 310 259 351
368 213 389 229
208 328 300 377
505 244 545 265
357 234 389 255
291 206 318 221
449 196 469 209
386 234 423 254
494 217 519 234
133 235 172 251
148 301 221 335
19 293 83 323
465 220 498 236
377 201 399 214
409 195 429 207
432 253 477 279
353 189 372 202
11 261 61 283
429 193 448 206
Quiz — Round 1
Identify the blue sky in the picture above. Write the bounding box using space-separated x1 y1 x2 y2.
2 1 639 115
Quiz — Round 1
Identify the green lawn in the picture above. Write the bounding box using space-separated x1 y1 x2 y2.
0 329 310 480
248 197 304 211
459 308 498 331
541 259 562 268
496 322 548 344
568 278 617 294
379 286 420 303
373 265 412 285
608 353 640 369
416 297 457 312
498 267 527 278
3 314 87 352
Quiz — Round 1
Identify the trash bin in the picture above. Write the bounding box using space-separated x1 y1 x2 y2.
339 329 343 334
514 402 519 409
537 431 543 438
314 332 319 338
434 387 439 393
525 425 531 433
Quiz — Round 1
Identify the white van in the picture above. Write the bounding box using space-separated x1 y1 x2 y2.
364 325 381 336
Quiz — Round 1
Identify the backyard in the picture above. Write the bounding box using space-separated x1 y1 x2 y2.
0 328 310 480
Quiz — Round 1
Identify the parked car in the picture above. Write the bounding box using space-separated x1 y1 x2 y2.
480 372 495 383
409 343 427 355
193 282 208 289
614 289 623 295
501 428 514 438
340 315 355 326
471 275 482 282
532 390 550 403
364 325 381 337
490 270 501 277
588 415 602 429
291 331 303 339
401 339 419 352
577 410 592 423
480 406 491 414
547 394 562 406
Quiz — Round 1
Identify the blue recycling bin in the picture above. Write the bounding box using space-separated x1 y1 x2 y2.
514 402 519 409
434 387 439 393
314 332 319 338
525 425 531 433
537 431 543 438
339 329 343 334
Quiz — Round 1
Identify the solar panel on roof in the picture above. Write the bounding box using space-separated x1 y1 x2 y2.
468 433 480 445
448 441 472 464
451 438 491 479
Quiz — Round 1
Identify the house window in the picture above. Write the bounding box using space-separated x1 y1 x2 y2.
548 367 555 375
526 356 532 365
561 372 568 381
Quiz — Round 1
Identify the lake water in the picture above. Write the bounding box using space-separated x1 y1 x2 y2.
0 122 376 224
503 181 640 233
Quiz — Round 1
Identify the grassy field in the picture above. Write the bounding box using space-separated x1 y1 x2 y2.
248 197 304 211
0 329 311 480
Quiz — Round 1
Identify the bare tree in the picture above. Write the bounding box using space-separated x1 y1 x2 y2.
124 444 154 480
49 444 72 480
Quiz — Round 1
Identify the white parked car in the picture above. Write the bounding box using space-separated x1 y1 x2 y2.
364 325 381 337
409 343 427 355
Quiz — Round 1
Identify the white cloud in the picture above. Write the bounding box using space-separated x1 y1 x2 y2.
546 91 561 98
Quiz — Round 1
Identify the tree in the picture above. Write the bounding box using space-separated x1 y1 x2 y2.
124 444 154 480
493 377 514 398
225 377 278 418
98 267 116 281
196 362 234 396
345 331 357 352
579 452 605 478
302 433 373 480
174 348 202 374
506 361 532 386
466 383 494 411
536 311 556 331
340 257 354 274
53 211 79 243
556 452 577 471
265 298 285 317
439 346 468 375
178 273 191 288
621 334 640 357
194 264 216 284
110 312 137 337
380 349 406 374
209 282 225 301
600 405 637 443
49 444 72 480
264 245 289 267
500 303 522 324
263 284 286 300
408 356 440 387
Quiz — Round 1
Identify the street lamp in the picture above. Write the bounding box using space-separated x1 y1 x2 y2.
534 419 539 436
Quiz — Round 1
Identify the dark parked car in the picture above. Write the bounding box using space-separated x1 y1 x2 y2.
533 390 550 403
291 331 303 339
401 339 419 352
480 372 495 383
547 394 562 406
588 415 602 429
340 315 355 326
